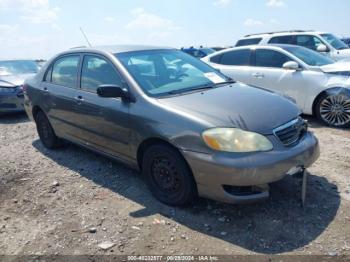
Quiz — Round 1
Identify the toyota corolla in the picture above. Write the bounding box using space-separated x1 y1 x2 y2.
23 45 319 205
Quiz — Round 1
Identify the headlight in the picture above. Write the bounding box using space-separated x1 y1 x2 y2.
202 128 273 153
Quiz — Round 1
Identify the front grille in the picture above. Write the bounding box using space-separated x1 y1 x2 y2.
273 117 307 146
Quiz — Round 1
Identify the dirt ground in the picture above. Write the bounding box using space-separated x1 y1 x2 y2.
0 113 349 256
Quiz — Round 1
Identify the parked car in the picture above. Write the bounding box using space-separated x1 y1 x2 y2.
203 44 350 128
0 59 39 114
341 38 350 47
211 46 230 52
24 45 319 205
181 46 216 58
235 30 350 61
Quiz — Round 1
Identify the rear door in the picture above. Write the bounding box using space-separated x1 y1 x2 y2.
42 54 82 139
73 53 131 159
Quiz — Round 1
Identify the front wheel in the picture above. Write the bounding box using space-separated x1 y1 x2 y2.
315 93 350 128
35 111 63 149
142 144 197 206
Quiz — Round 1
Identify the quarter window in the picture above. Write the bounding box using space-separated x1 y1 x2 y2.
81 55 123 93
219 49 251 66
268 35 294 44
51 56 80 88
235 38 262 47
255 49 291 68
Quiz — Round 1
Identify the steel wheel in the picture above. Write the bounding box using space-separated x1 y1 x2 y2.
35 111 63 149
142 144 197 206
151 157 182 195
318 94 350 127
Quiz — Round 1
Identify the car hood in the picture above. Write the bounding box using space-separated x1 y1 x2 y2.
158 83 301 135
320 61 350 73
0 73 35 87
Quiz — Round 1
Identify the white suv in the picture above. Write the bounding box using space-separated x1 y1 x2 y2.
202 44 350 128
235 30 350 61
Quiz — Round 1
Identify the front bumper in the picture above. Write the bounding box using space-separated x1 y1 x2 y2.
182 132 320 204
0 88 24 113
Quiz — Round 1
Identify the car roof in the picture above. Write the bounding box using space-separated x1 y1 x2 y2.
220 44 301 51
241 30 327 39
68 45 174 54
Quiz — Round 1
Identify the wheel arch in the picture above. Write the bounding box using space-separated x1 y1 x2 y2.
136 137 188 171
32 105 44 121
312 87 350 116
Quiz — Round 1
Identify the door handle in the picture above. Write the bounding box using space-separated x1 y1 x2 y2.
252 73 264 78
74 95 84 104
43 87 48 91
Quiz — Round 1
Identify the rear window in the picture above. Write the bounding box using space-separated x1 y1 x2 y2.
235 38 262 47
51 55 80 88
219 49 251 66
268 35 294 44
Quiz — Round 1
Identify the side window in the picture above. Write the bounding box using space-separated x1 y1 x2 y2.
255 49 291 68
296 35 323 51
219 49 251 66
268 35 294 44
44 66 52 82
52 55 80 88
210 54 222 63
235 38 262 47
81 55 123 93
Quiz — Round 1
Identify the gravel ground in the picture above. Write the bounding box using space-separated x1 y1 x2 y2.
0 113 349 256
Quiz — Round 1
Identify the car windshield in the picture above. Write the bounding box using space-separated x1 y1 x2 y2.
321 34 349 50
0 60 39 75
116 49 231 97
283 46 335 66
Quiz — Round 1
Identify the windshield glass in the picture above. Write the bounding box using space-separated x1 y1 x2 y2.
116 49 230 97
283 46 335 66
0 60 39 75
321 34 349 50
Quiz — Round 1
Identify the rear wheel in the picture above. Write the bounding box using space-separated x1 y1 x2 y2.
35 111 62 149
315 93 350 128
142 144 197 206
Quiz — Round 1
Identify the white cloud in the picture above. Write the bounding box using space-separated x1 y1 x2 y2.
266 0 285 7
126 8 180 31
244 18 264 27
0 0 60 24
213 0 232 7
105 16 115 23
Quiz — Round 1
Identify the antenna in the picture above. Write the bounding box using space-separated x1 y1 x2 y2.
79 27 92 47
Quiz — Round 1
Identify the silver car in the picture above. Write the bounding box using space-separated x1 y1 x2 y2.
24 45 320 205
0 59 39 114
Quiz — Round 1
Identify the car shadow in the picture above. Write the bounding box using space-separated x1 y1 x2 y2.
0 112 29 124
32 139 340 254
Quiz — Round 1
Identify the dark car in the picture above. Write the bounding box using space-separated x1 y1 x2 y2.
342 38 350 47
181 47 216 58
0 60 39 114
24 45 319 206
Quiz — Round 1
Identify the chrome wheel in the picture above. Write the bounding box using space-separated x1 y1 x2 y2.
319 94 350 127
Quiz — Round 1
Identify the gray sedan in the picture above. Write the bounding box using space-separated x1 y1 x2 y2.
24 45 319 205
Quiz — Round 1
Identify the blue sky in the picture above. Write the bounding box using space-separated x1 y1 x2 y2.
0 0 349 59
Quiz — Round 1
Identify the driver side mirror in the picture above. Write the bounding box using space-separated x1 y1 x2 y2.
283 61 301 71
317 44 329 53
97 84 134 102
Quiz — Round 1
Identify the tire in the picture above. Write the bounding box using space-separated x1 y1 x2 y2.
35 111 62 149
142 144 197 206
315 93 350 128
